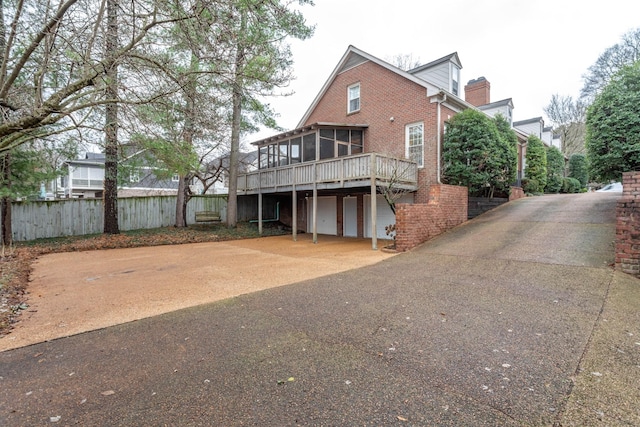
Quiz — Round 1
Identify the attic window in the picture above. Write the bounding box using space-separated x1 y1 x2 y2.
451 65 460 96
348 83 360 113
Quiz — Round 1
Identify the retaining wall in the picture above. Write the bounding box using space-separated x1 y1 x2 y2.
616 172 640 276
395 184 468 252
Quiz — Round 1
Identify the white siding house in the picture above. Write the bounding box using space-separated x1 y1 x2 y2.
513 117 545 142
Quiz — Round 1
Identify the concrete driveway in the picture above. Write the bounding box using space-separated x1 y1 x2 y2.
1 192 638 426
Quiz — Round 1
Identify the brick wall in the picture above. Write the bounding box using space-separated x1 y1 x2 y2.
464 77 490 107
509 186 525 201
616 172 640 275
303 60 451 204
394 184 468 252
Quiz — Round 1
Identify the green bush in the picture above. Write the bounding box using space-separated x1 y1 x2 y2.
546 175 564 193
523 178 541 194
586 62 640 182
568 153 589 187
562 177 582 193
545 146 565 193
443 109 517 198
524 135 547 193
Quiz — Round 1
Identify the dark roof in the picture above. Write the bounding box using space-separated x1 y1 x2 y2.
85 152 105 160
513 117 543 127
211 151 259 169
251 123 369 146
478 98 514 110
407 52 462 74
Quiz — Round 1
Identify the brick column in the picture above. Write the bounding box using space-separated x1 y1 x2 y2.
616 172 640 276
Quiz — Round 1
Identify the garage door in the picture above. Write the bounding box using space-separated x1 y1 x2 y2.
364 194 413 239
343 196 357 237
307 196 337 235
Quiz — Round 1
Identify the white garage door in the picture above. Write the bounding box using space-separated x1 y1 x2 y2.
307 196 337 235
364 194 413 239
343 196 358 237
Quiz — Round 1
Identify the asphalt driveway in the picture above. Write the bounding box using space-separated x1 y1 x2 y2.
1 192 639 426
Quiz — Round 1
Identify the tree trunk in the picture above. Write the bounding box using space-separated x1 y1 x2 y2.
175 176 188 227
174 53 198 227
227 86 241 228
1 152 11 246
0 1 11 247
227 14 246 229
103 0 119 234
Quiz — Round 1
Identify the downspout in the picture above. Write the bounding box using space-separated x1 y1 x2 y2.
436 92 447 184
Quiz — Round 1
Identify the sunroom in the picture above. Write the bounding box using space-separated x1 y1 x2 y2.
237 123 419 249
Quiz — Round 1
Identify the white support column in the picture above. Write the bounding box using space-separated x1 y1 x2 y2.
370 154 378 250
312 185 318 244
258 192 263 235
312 163 318 244
292 187 297 241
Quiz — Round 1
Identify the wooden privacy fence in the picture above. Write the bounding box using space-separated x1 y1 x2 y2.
2 195 227 242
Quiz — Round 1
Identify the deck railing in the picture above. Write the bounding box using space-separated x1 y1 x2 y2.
237 153 418 193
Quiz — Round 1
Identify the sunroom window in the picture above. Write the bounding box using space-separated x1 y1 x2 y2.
258 128 366 169
302 133 316 162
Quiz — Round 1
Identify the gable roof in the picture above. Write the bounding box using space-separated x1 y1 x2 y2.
407 52 462 74
478 98 514 110
513 117 544 127
297 46 469 127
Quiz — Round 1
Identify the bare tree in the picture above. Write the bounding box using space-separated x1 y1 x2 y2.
386 53 422 71
581 27 640 101
0 0 191 154
103 0 119 234
544 94 587 157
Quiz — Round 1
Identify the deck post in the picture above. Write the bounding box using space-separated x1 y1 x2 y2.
370 154 378 250
292 186 297 241
258 192 263 235
312 184 318 244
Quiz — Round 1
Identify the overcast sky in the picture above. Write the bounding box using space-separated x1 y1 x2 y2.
248 0 640 142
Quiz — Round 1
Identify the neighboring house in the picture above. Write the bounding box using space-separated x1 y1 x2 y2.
59 153 106 199
552 133 562 151
206 151 259 195
511 117 561 181
58 148 254 199
59 152 186 198
118 166 183 198
237 45 478 249
513 117 548 144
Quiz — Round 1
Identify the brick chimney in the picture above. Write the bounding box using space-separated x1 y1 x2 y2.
464 77 490 107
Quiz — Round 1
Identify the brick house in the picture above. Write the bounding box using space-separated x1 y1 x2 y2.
237 45 502 251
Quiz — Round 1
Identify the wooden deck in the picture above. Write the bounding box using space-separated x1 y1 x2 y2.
237 153 418 194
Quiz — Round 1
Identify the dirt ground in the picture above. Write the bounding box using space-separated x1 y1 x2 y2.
0 234 395 352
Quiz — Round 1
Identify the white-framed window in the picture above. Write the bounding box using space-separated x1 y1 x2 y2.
451 64 460 96
348 83 360 113
406 122 424 168
172 174 180 182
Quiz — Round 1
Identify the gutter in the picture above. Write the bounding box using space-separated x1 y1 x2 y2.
436 92 447 184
